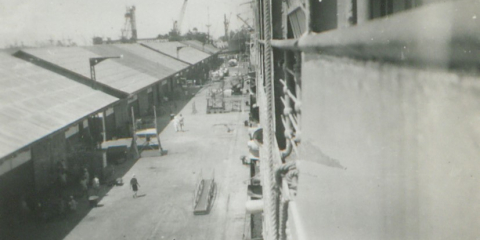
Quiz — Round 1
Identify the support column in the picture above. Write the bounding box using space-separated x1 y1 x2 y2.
338 0 354 28
357 0 370 24
101 111 107 168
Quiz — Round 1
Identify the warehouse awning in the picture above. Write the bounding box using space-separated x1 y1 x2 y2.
0 53 118 160
113 44 190 72
142 42 211 65
181 40 221 55
21 47 159 94
84 44 190 80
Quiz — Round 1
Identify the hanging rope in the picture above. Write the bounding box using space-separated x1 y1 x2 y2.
262 0 279 239
279 197 289 240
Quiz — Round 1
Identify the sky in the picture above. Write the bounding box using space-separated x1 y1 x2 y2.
0 0 253 48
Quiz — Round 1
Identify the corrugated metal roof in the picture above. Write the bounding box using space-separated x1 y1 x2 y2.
142 42 211 64
84 44 189 79
113 44 190 71
181 40 221 54
0 53 118 159
22 47 159 94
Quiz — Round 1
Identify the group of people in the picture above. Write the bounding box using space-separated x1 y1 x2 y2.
17 191 79 223
79 168 101 197
81 166 141 201
34 195 78 222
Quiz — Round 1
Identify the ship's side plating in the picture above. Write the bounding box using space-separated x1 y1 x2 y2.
252 0 480 239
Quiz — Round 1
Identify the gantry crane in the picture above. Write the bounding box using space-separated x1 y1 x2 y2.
236 14 253 30
121 6 137 42
224 13 232 41
173 0 189 35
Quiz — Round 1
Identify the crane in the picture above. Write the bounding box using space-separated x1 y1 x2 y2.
173 0 189 35
236 14 253 30
121 6 138 42
224 12 232 41
206 7 211 44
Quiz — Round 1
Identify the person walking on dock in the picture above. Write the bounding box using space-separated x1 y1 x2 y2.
173 115 179 132
80 175 88 198
178 114 184 132
68 196 77 212
92 175 100 196
130 174 140 198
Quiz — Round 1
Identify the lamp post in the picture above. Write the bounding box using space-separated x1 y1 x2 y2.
89 55 123 88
